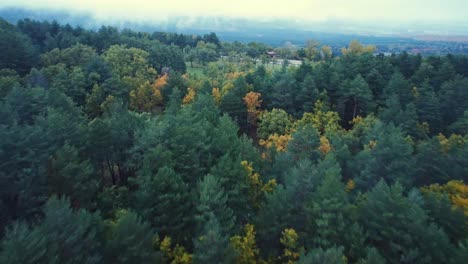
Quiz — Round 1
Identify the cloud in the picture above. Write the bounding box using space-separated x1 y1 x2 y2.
1 0 467 24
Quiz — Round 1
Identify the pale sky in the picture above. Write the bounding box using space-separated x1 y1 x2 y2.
1 0 467 24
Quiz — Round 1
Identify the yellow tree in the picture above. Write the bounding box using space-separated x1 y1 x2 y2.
159 236 192 264
230 224 264 264
318 136 332 155
436 133 464 154
129 81 162 112
341 40 376 56
305 40 319 60
152 74 168 101
259 134 292 153
241 161 276 209
279 228 300 264
243 92 262 126
421 180 468 216
212 88 222 105
321 45 333 60
295 100 341 134
182 88 196 105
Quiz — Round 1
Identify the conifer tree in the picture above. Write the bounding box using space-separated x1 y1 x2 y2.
196 174 235 235
134 167 193 243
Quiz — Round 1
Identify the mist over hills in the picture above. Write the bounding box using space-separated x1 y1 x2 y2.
1 7 467 54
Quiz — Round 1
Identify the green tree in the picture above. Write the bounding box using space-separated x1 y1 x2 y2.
104 210 158 264
85 84 106 118
353 121 415 189
148 43 186 73
298 247 346 264
379 95 419 137
357 248 386 264
359 180 456 264
257 108 293 139
305 154 366 260
47 144 99 209
209 154 253 226
416 81 442 133
134 167 193 243
0 19 36 74
339 74 373 121
220 77 249 131
40 44 98 69
421 191 468 244
41 196 102 263
102 44 157 93
0 223 46 264
196 174 235 235
194 41 218 65
0 69 21 98
271 71 297 114
383 71 414 107
439 76 468 129
6 196 103 264
287 124 321 162
193 214 235 264
0 111 48 232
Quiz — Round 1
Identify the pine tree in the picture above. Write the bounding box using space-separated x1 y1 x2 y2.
134 167 193 243
353 121 415 189
357 248 386 264
383 71 413 107
193 214 234 264
39 196 102 263
196 174 235 235
220 77 249 132
104 210 157 264
47 144 99 209
417 81 442 134
305 153 366 260
0 223 47 264
338 74 373 123
297 247 346 264
287 124 321 162
359 180 456 264
209 154 252 225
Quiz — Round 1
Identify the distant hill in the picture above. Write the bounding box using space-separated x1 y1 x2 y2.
1 7 467 54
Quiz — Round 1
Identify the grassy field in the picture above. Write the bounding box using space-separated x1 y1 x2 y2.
185 62 206 77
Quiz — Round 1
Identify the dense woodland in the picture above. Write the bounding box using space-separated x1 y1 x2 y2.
1 18 468 263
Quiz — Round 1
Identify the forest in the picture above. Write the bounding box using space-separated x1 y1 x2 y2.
0 18 468 263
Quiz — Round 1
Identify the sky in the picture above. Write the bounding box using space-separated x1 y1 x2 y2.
1 0 467 25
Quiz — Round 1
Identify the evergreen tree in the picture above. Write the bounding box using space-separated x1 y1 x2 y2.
357 248 386 264
220 77 249 131
439 76 468 129
47 144 99 209
353 121 415 189
104 210 158 264
134 167 193 243
383 71 414 107
338 74 373 122
0 223 47 264
305 154 366 260
39 196 102 264
193 214 235 264
416 81 442 134
209 154 252 225
0 19 36 74
298 247 346 264
196 174 235 235
287 124 321 162
359 180 456 264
